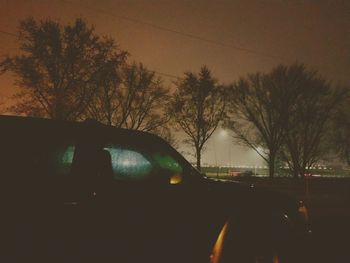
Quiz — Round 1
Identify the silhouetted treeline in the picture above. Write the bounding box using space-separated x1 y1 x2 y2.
225 64 348 178
0 18 174 142
1 17 349 177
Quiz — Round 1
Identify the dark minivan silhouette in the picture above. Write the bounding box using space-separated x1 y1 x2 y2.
1 116 310 263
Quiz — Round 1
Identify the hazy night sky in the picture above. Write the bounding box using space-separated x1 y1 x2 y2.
0 0 349 166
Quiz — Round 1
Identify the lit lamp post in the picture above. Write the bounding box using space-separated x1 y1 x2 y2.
211 129 230 178
212 138 218 177
216 129 229 177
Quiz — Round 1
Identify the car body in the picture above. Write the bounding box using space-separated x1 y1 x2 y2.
1 116 310 263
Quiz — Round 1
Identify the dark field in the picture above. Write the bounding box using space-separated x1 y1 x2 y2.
228 177 350 263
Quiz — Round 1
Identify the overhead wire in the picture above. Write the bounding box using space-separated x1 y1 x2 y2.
2 0 286 79
0 29 16 37
59 0 284 61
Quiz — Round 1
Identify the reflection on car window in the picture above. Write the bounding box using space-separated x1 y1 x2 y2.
104 147 152 180
153 153 183 174
103 145 185 183
55 145 75 176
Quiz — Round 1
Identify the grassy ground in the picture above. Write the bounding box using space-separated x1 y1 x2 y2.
206 175 350 262
203 166 350 178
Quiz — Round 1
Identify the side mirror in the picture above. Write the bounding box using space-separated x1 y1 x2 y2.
169 174 183 185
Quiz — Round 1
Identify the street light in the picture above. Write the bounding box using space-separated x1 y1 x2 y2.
219 129 228 137
214 129 231 177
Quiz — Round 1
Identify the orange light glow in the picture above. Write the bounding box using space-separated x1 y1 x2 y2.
210 221 229 263
273 254 280 263
298 205 309 221
170 174 182 184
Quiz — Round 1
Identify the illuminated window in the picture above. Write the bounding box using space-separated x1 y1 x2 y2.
153 154 183 174
103 144 185 183
55 144 75 176
104 147 152 180
62 145 75 164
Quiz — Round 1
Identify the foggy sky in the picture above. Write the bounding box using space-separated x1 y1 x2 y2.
0 0 349 166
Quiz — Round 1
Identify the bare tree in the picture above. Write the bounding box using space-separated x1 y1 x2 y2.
86 58 124 125
0 97 4 114
331 92 350 165
0 17 127 120
227 64 345 178
120 63 169 131
226 65 296 177
168 66 226 171
281 73 347 178
87 62 170 132
152 125 178 149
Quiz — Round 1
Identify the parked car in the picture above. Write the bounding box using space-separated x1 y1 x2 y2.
1 116 310 263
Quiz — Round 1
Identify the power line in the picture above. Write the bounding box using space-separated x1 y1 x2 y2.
0 29 17 37
1 2 284 77
60 0 284 61
152 70 181 80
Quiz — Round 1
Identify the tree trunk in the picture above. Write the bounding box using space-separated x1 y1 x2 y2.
291 161 301 179
196 147 201 171
300 166 306 179
54 93 65 120
292 168 299 179
286 150 300 179
268 155 275 178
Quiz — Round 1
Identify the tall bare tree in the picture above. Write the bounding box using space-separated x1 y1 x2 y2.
86 58 124 125
0 17 127 120
226 65 297 177
228 63 345 178
121 63 169 131
281 72 347 178
0 97 4 114
331 93 350 165
87 62 169 132
168 66 226 170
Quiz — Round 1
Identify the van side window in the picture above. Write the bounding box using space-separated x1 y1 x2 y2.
54 144 75 176
104 144 184 184
104 147 152 180
153 153 183 174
